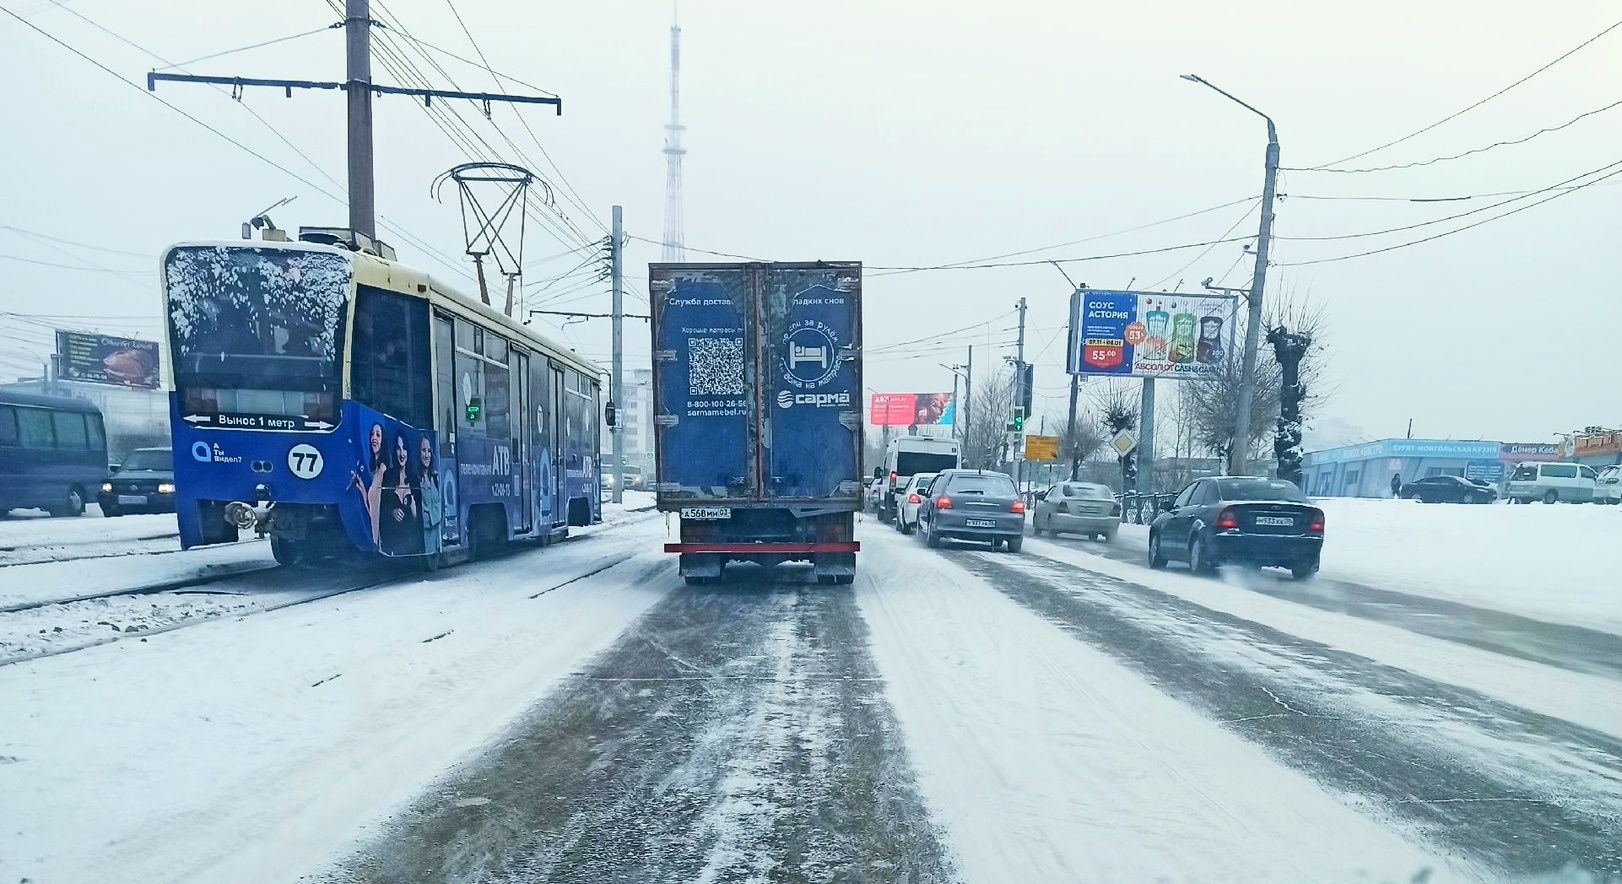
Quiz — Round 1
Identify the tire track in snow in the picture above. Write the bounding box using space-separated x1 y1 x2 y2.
944 547 1622 879
327 569 951 883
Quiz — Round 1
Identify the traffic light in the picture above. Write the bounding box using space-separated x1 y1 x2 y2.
1008 406 1025 433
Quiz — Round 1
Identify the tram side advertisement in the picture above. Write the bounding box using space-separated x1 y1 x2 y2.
1065 289 1238 379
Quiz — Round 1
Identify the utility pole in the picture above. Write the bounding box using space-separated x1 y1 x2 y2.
964 346 973 465
344 0 375 238
1065 373 1080 480
610 205 625 504
1013 296 1027 484
149 1 562 244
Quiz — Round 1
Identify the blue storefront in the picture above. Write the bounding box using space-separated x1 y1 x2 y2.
1303 439 1504 498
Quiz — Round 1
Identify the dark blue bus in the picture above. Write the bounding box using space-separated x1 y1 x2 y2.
0 391 108 517
161 239 602 566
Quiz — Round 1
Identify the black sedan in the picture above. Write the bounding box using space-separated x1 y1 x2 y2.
917 468 1026 552
98 447 176 516
1148 476 1323 579
1399 474 1496 504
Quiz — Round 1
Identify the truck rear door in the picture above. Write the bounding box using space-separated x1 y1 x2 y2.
761 264 862 503
650 266 758 502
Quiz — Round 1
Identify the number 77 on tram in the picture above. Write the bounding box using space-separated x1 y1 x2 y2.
161 235 604 567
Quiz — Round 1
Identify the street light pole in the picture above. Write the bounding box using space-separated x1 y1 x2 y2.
1182 74 1278 476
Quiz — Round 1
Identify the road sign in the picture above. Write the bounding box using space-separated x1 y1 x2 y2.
1110 430 1138 457
1024 434 1060 461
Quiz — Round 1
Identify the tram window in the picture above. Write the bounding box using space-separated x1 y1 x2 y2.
484 345 511 438
434 315 454 436
352 286 431 426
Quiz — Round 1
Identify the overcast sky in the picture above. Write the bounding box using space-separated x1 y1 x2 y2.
2 0 1617 446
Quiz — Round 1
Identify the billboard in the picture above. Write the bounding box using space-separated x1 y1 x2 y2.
55 331 160 388
1066 290 1238 379
869 392 955 427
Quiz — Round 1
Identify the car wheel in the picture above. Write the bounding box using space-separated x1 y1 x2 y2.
1543 490 1559 504
1031 517 1043 537
1408 493 1424 502
1291 559 1319 580
900 518 914 536
1148 532 1168 569
1006 535 1023 553
1101 531 1115 543
925 520 941 548
1188 532 1216 575
49 487 86 518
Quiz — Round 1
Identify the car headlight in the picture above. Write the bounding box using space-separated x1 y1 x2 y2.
157 482 176 495
101 482 113 493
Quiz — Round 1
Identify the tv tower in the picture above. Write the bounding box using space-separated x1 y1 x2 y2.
661 4 686 262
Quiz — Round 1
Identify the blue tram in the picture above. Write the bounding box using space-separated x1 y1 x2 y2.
160 236 602 566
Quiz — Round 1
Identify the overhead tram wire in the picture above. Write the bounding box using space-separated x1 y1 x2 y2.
1284 96 1622 174
368 0 599 245
33 0 475 284
1303 14 1622 170
422 0 604 234
1279 161 1622 266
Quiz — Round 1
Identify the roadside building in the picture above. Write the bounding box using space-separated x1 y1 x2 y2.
1571 429 1621 468
1303 439 1503 498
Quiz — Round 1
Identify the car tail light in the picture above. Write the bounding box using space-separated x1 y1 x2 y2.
1215 506 1239 530
907 492 921 504
935 495 953 510
889 470 897 484
1011 499 1026 513
1307 508 1325 533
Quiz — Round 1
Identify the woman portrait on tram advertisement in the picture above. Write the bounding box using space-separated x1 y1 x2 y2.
416 432 444 555
350 420 388 550
379 430 421 556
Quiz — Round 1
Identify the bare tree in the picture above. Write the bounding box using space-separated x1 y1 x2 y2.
963 369 1015 470
1096 382 1140 491
1176 287 1327 471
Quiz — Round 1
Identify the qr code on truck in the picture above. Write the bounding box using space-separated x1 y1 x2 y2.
688 337 745 396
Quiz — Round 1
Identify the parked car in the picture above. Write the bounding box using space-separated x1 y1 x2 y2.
98 447 176 516
1031 481 1121 540
1595 465 1622 505
1399 474 1497 504
0 391 108 517
1504 462 1597 504
893 472 938 535
1148 476 1324 579
916 469 1025 551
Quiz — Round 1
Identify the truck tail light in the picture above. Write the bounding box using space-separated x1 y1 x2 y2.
1215 507 1239 530
1010 499 1025 513
1307 509 1325 533
935 495 953 510
907 492 921 504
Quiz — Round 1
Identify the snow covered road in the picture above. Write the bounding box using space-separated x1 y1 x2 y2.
2 501 1618 882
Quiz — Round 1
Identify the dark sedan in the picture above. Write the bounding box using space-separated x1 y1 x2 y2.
1399 474 1497 504
98 447 176 516
1148 476 1323 579
917 468 1026 552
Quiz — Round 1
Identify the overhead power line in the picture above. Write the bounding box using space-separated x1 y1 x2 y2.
1278 161 1622 266
1285 95 1622 174
1305 15 1622 169
155 23 339 71
0 224 155 258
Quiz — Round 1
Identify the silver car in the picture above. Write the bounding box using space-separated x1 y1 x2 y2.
1031 481 1121 541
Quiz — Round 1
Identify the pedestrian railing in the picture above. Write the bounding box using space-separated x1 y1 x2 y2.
1116 492 1176 525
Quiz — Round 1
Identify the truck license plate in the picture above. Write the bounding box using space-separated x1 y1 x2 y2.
966 518 996 528
1254 516 1293 526
681 507 732 520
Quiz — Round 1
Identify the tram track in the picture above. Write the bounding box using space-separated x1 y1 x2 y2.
1 515 658 668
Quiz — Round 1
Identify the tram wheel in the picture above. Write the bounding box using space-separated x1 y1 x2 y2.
271 536 307 567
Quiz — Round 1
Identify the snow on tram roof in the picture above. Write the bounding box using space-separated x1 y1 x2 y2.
162 240 601 379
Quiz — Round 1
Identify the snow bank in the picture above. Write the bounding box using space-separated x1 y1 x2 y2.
854 524 1462 883
0 515 673 884
1313 498 1622 634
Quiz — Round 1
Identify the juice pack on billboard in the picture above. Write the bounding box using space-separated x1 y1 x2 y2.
1197 315 1225 364
1141 299 1169 361
1169 305 1196 364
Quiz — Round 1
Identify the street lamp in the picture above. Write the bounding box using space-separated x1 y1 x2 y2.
1182 73 1279 477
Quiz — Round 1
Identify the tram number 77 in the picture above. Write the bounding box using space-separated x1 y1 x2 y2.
287 444 325 480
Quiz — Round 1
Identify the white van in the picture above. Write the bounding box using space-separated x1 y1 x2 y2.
1595 465 1622 505
1504 462 1597 504
879 436 959 522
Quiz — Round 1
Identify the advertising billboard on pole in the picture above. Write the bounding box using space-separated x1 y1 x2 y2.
55 331 161 388
1066 290 1239 379
869 392 955 427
